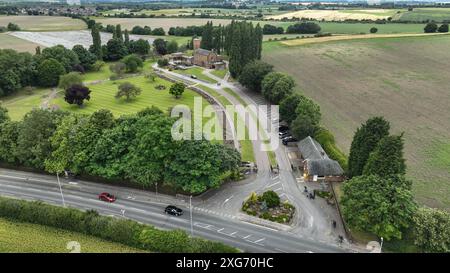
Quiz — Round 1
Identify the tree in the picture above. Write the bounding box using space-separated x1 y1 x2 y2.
114 24 123 41
153 38 167 55
164 140 239 193
157 58 168 67
291 114 319 140
90 24 103 60
348 117 390 178
15 109 66 169
7 22 20 31
129 39 150 55
286 22 321 34
0 120 19 163
413 207 450 253
0 106 10 124
116 82 142 101
261 190 280 208
151 27 165 36
438 23 449 33
279 93 302 124
295 95 321 125
0 49 35 96
122 54 143 73
124 29 130 46
145 72 157 82
109 62 126 76
169 82 185 99
261 72 295 104
105 38 128 61
37 58 66 87
41 45 80 73
167 40 179 54
363 134 406 177
201 21 214 50
263 24 284 35
58 72 83 90
238 60 273 92
92 60 105 72
424 22 438 33
370 27 378 33
72 45 97 71
64 84 91 106
342 175 417 240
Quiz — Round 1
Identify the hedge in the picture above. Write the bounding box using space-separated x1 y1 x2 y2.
314 128 348 172
0 196 238 253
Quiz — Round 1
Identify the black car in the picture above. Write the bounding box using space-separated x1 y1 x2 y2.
279 125 289 133
282 136 298 145
165 205 183 216
279 131 291 138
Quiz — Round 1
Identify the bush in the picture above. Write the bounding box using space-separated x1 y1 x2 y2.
261 190 280 208
424 22 438 33
0 196 237 253
438 23 449 33
370 27 378 33
314 127 348 171
157 58 169 67
286 22 321 34
122 54 143 73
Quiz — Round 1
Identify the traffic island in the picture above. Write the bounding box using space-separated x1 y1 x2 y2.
242 191 295 224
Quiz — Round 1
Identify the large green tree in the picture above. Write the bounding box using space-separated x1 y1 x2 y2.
279 93 302 124
363 134 406 177
58 72 83 90
90 23 103 60
169 82 185 99
72 45 97 71
0 105 9 124
40 45 80 73
105 39 128 61
342 174 416 240
238 60 273 93
413 207 450 253
16 109 66 169
261 72 295 104
116 82 142 101
348 117 390 178
37 58 66 87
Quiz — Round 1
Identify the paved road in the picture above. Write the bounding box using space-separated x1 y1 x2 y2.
155 66 344 243
0 168 350 253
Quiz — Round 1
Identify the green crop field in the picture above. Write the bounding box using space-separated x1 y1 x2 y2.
263 34 450 210
395 8 450 22
0 218 144 253
0 33 42 53
0 16 86 31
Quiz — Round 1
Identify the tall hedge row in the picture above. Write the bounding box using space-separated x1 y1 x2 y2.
0 196 238 253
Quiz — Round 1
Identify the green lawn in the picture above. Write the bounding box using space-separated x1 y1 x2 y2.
1 88 51 121
210 69 227 79
82 64 114 82
174 67 217 84
396 8 450 23
51 76 208 117
0 218 145 253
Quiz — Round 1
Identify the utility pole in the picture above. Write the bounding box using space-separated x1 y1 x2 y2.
56 172 66 207
190 195 194 236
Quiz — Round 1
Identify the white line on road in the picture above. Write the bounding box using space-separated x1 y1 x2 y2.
223 195 234 204
265 181 281 188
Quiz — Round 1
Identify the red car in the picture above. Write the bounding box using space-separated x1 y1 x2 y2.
98 192 116 202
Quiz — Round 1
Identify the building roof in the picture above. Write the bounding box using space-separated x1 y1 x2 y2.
297 136 328 160
305 159 344 177
195 48 214 56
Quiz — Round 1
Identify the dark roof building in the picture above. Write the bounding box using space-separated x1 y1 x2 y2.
297 136 344 181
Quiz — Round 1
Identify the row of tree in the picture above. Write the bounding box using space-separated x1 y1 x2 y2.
343 117 449 252
0 107 241 194
424 22 449 33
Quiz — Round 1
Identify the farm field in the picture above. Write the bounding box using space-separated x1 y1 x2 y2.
263 35 450 210
0 218 145 253
268 9 402 21
0 16 86 31
8 30 154 49
96 17 235 32
0 33 41 53
395 7 450 22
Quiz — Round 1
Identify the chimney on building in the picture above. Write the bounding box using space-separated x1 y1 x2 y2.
193 38 201 50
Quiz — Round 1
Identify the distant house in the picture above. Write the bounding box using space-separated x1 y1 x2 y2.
193 48 226 70
297 136 344 182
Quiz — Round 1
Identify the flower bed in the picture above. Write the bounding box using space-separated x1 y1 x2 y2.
242 191 295 224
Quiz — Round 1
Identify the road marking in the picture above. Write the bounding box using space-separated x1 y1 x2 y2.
223 195 234 204
255 238 265 243
243 235 251 239
265 181 281 188
68 182 78 185
274 187 283 192
271 175 279 180
275 248 288 253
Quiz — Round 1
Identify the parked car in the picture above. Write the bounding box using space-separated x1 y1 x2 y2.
165 205 183 216
190 75 197 79
279 125 289 132
279 131 291 138
98 192 116 203
282 136 298 145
